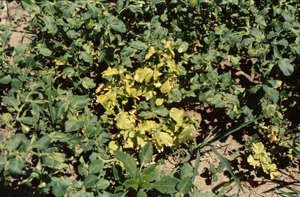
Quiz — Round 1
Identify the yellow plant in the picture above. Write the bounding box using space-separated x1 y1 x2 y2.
247 142 279 179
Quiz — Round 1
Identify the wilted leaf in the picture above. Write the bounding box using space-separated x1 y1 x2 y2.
102 67 119 77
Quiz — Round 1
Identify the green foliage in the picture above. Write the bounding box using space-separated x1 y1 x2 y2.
0 0 300 196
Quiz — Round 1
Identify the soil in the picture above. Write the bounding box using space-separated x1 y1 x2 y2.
1 1 300 196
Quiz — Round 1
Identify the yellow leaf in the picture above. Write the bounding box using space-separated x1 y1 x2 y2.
143 91 153 100
153 69 162 80
252 142 265 154
97 95 114 113
123 138 135 149
102 67 119 77
139 121 158 133
247 155 259 168
170 108 184 126
269 164 279 179
134 67 154 83
178 126 193 142
156 131 173 147
136 136 148 147
145 46 156 60
115 112 133 130
160 80 171 93
156 98 164 106
166 59 178 72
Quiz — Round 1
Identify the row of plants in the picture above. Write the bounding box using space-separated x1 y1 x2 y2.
0 0 300 196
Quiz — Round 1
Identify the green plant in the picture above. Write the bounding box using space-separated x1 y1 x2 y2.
204 163 225 182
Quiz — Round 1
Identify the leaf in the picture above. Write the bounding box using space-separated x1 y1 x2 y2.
210 146 243 192
30 136 50 150
2 96 19 110
160 80 171 93
22 0 40 12
52 179 69 197
115 112 132 129
139 111 155 119
178 126 193 142
8 157 23 175
170 88 182 102
2 31 12 46
107 16 126 33
81 77 96 89
153 176 179 194
181 163 194 179
65 118 84 132
134 68 153 83
157 132 173 147
50 152 66 163
87 4 100 18
85 174 98 189
63 4 75 18
39 47 52 56
177 178 192 194
130 41 147 50
89 159 104 174
43 16 57 35
80 51 93 62
120 47 136 57
178 42 188 53
278 58 294 76
0 75 11 84
155 107 169 117
71 95 89 110
124 179 139 190
139 143 153 167
95 179 110 190
15 43 27 55
170 108 184 126
102 67 119 77
114 150 137 177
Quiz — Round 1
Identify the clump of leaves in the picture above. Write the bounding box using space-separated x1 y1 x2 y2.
247 142 279 179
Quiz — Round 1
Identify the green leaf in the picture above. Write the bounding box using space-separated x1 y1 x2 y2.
43 16 57 35
177 178 192 194
8 157 23 175
2 96 19 111
80 51 93 62
85 174 98 189
107 16 126 33
71 95 89 110
89 159 104 174
178 42 188 53
63 4 75 18
124 179 139 190
139 143 153 167
170 88 182 102
2 113 12 123
39 47 52 56
130 41 147 50
52 179 69 197
95 179 110 190
30 136 50 150
87 4 100 18
0 75 11 84
180 163 194 179
278 58 294 76
142 165 158 182
210 146 243 192
170 108 184 126
50 152 66 163
55 101 69 119
15 43 27 55
178 126 193 142
155 107 169 117
11 79 22 90
137 190 147 197
139 111 155 119
22 0 40 12
81 77 96 89
2 31 12 46
65 118 84 132
120 47 136 57
114 150 137 177
153 176 179 194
